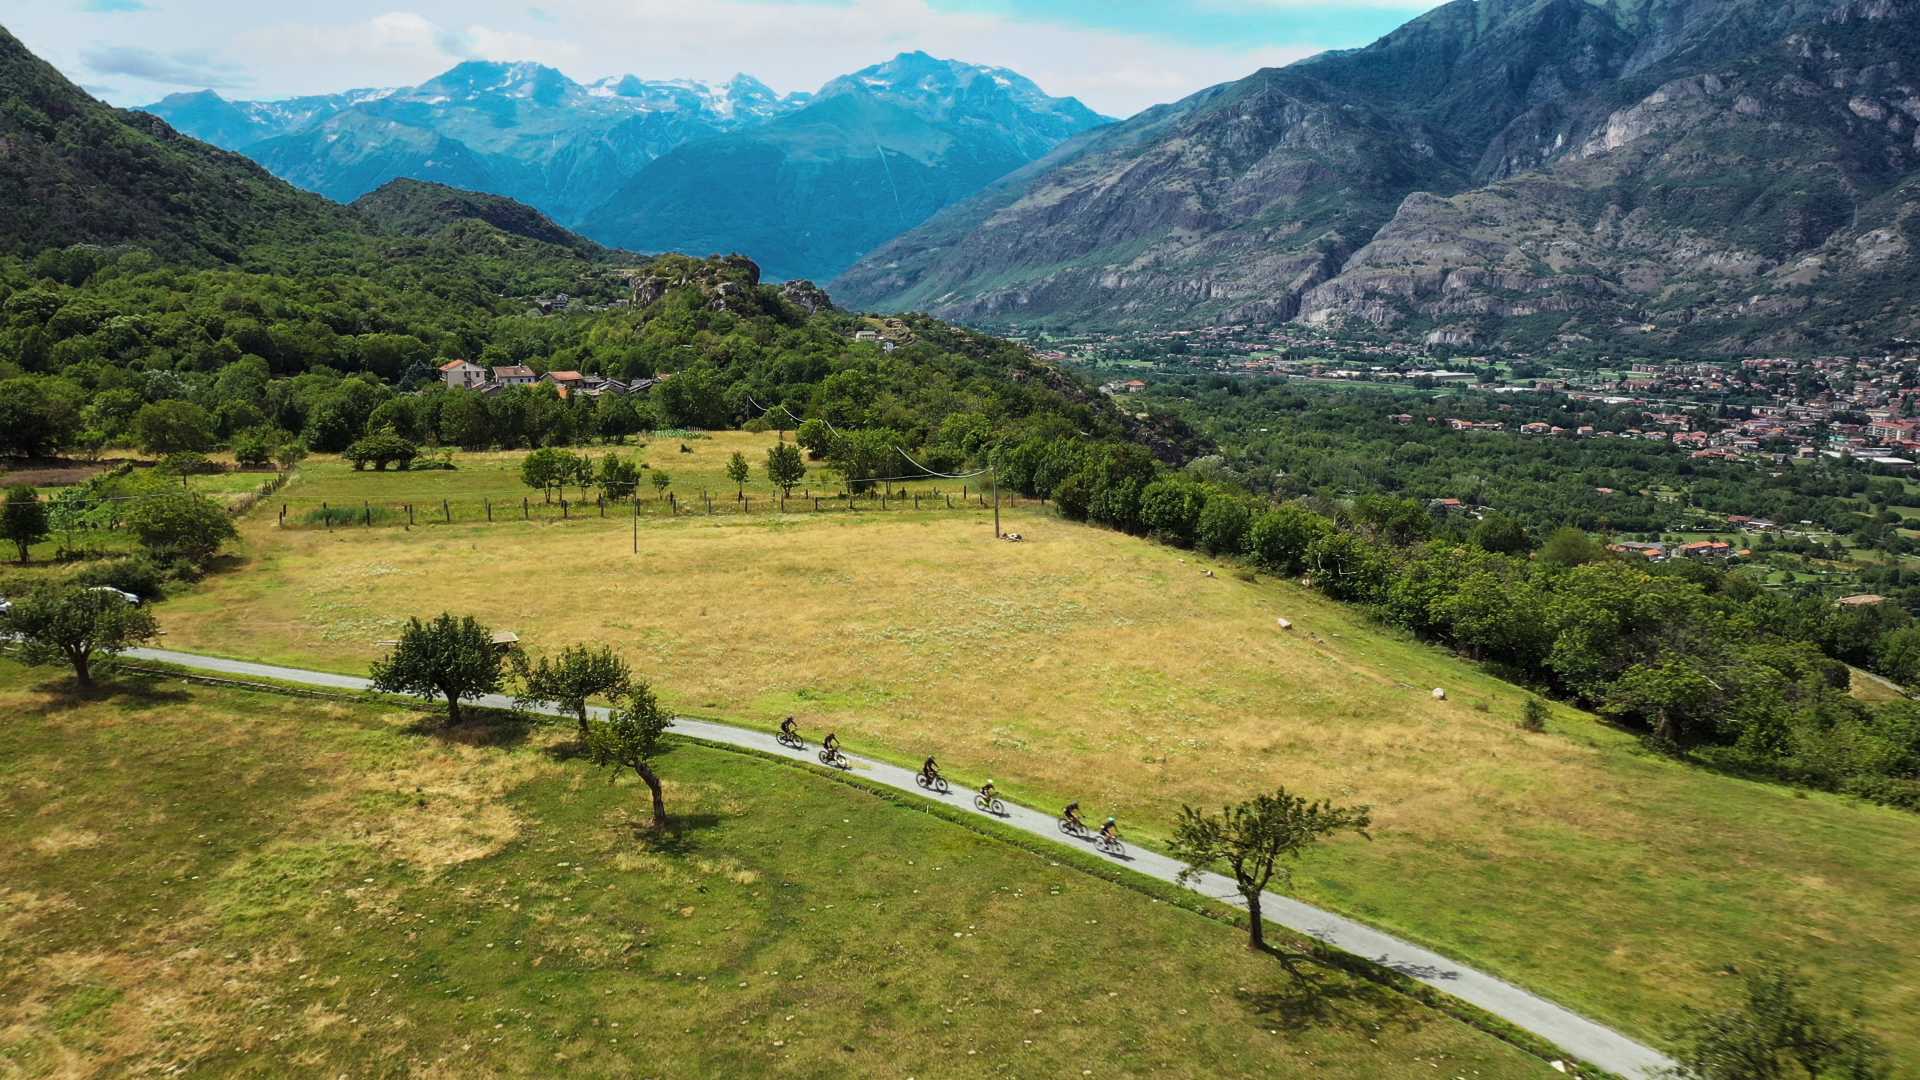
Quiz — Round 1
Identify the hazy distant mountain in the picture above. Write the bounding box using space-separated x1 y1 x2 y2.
580 52 1109 282
834 0 1920 354
140 61 810 225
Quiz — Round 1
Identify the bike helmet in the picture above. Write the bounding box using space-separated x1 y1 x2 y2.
1105 817 1116 825
986 779 995 786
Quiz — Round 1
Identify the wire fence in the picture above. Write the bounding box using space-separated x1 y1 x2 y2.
276 484 1040 531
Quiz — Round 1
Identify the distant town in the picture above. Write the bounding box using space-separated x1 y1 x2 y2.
1032 324 1920 473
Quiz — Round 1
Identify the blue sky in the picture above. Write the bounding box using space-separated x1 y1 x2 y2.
11 0 1443 117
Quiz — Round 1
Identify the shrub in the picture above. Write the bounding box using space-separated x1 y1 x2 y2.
1520 697 1549 732
344 431 418 472
73 556 170 601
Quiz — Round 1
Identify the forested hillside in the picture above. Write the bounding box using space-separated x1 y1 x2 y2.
0 26 353 263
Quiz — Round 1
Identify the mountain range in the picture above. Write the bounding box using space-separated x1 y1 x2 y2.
834 0 1920 354
141 53 1105 283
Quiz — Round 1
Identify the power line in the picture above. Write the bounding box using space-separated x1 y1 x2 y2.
892 445 990 481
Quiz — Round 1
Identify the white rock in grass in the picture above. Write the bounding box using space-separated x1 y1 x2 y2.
1431 687 1447 700
1276 618 1293 631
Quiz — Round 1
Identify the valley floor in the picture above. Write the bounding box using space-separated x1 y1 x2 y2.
37 435 1920 1069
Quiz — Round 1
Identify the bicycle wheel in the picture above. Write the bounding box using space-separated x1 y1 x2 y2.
973 795 989 811
934 777 950 794
990 798 1006 815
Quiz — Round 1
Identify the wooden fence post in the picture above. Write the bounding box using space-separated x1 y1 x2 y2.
323 502 330 531
443 499 450 523
485 498 492 523
523 497 529 520
598 497 605 518
946 495 952 509
364 500 371 526
562 499 569 520
279 505 286 526
813 497 820 512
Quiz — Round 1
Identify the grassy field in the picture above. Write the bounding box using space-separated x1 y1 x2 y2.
0 661 1548 1078
136 441 1920 1066
266 434 987 526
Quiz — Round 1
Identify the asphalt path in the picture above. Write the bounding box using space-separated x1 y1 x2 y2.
124 645 1676 1078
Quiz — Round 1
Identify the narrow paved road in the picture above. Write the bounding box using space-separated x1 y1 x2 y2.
126 646 1676 1079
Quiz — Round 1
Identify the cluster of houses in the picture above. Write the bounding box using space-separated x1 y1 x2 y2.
1605 539 1755 562
436 360 660 399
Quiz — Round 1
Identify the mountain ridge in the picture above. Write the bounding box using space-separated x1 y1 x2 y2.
832 0 1920 354
577 52 1108 282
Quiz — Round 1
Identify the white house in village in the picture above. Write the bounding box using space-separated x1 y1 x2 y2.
438 359 486 389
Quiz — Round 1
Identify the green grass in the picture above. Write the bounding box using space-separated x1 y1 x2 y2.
149 499 1920 1067
0 661 1548 1077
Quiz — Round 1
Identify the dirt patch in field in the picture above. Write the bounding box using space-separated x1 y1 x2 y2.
0 458 142 487
28 826 104 855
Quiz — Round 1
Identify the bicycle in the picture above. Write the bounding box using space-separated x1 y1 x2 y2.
1095 832 1126 857
818 746 850 770
974 792 1006 815
915 772 950 794
776 731 805 751
1058 816 1088 838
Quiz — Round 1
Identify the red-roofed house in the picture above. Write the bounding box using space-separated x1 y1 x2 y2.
540 370 586 398
439 359 485 389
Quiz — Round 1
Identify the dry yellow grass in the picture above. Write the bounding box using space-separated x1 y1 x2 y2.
148 444 1920 1061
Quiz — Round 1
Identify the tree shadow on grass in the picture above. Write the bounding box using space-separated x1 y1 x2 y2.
19 672 192 715
634 812 727 855
1235 941 1421 1034
401 705 536 748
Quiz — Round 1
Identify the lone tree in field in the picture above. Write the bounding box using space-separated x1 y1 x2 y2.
1170 788 1371 951
598 454 640 500
369 613 505 725
123 491 237 570
726 451 750 498
4 485 50 563
651 470 671 497
1667 960 1888 1079
517 643 632 741
520 447 574 503
1 584 159 688
766 442 806 496
586 682 673 830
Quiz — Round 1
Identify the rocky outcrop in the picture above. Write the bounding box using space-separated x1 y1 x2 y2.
779 279 834 315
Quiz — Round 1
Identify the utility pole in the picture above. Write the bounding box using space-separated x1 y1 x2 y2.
632 497 638 554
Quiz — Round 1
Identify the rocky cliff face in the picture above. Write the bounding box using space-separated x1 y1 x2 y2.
835 0 1920 353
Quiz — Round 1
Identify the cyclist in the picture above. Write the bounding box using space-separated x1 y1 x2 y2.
1099 816 1120 843
920 755 941 783
979 778 998 803
1062 801 1085 831
823 731 841 756
779 715 799 739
